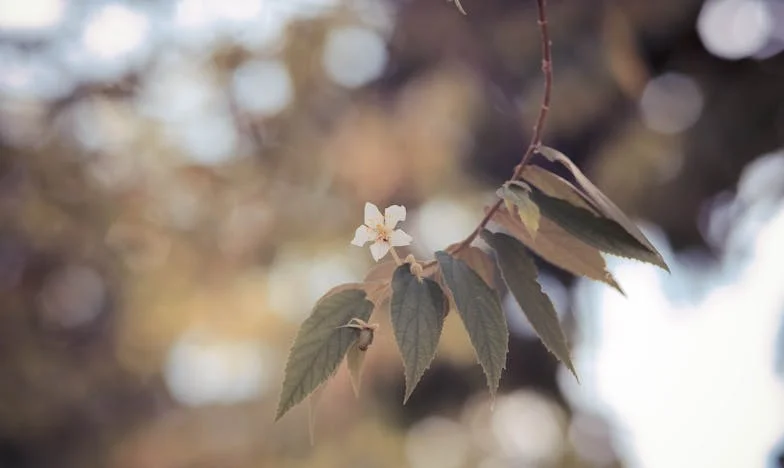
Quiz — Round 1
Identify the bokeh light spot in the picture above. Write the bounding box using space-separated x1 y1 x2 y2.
232 59 293 116
322 26 388 88
697 0 773 60
266 249 361 322
639 72 703 134
38 264 107 329
82 4 150 61
412 197 481 255
0 0 65 35
173 112 240 165
491 391 566 463
405 417 469 468
164 329 277 406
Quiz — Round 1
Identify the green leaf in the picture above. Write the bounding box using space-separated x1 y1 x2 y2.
481 230 578 380
490 206 625 295
537 146 669 271
346 341 366 397
498 181 541 238
276 288 374 421
435 251 508 396
390 264 446 402
530 189 665 270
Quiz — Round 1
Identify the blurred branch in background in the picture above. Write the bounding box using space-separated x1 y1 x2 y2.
0 0 783 467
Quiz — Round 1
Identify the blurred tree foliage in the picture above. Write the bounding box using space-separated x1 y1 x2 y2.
0 0 782 467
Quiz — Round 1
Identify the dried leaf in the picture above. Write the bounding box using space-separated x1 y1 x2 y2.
307 384 327 445
363 281 391 307
346 342 366 397
364 261 397 283
446 243 496 289
435 252 508 396
318 282 366 302
530 189 667 270
537 146 668 271
491 206 624 294
390 265 446 402
498 181 541 238
323 281 388 313
521 165 596 212
276 288 373 421
364 261 396 305
449 0 467 15
428 267 455 319
481 230 578 380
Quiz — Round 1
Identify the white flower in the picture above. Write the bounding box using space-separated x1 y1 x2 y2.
351 202 413 261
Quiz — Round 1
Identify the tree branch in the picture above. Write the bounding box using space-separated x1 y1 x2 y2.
453 0 553 253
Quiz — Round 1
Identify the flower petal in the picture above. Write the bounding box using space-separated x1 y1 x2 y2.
364 202 384 227
384 205 406 229
351 225 375 246
389 229 413 247
369 241 391 261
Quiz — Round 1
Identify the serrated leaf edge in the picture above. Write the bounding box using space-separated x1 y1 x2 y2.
435 251 508 397
390 265 445 403
481 229 579 381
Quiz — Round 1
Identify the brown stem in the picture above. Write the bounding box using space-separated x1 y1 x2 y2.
453 0 553 253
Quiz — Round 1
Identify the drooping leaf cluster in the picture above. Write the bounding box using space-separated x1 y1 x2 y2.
275 146 668 425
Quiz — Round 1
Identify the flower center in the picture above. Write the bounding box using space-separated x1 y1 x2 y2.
375 223 390 242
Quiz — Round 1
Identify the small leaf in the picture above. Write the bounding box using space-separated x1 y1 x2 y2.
490 206 625 294
346 342 366 397
537 146 668 271
435 252 508 396
390 264 446 402
276 288 374 421
498 181 541 238
481 230 578 380
530 189 665 270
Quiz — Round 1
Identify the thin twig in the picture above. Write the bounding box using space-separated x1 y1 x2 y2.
452 0 553 254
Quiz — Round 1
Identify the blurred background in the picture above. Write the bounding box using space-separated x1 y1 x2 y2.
1 0 783 467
